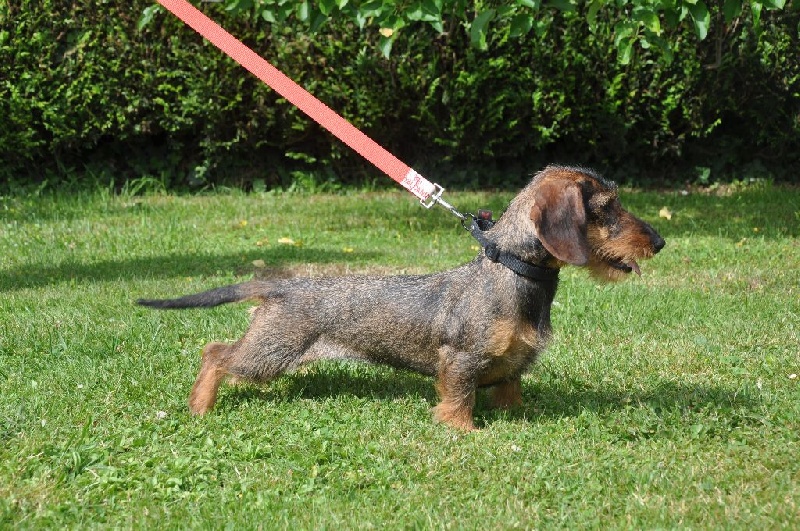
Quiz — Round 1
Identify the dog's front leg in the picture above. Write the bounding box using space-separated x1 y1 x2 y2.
490 378 523 409
432 346 487 431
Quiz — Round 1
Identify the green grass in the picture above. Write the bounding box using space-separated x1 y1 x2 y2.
1 181 798 528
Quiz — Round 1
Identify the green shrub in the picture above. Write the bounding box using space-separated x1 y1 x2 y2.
0 1 797 187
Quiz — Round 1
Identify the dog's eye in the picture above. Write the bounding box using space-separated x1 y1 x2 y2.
590 195 612 215
590 198 620 224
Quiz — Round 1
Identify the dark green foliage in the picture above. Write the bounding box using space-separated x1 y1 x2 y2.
0 1 797 187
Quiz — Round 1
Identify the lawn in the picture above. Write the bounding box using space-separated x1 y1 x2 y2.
1 179 798 528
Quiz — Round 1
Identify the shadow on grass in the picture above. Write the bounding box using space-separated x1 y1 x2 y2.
513 380 756 417
218 363 761 431
223 364 436 405
0 247 381 292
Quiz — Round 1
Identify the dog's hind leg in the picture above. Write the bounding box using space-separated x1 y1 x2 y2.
188 337 304 414
188 305 315 414
189 342 233 415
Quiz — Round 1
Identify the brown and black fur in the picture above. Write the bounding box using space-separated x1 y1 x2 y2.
138 166 665 431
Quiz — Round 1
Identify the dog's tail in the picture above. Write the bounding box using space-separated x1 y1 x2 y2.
137 281 267 309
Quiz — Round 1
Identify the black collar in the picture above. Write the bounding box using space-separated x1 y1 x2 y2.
465 216 560 282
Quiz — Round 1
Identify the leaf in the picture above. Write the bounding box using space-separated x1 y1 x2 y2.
688 1 710 40
613 21 637 64
695 165 711 184
633 7 661 35
750 1 763 30
722 0 743 24
359 1 385 18
617 38 634 65
226 0 254 15
262 9 276 23
296 1 310 22
516 0 541 8
642 33 674 63
422 0 443 17
663 6 682 28
408 0 443 25
509 13 534 38
614 21 637 48
378 35 393 58
470 9 495 51
659 206 673 220
318 0 336 16
546 0 576 12
532 19 549 37
586 0 603 27
428 19 444 33
309 12 328 32
136 5 161 31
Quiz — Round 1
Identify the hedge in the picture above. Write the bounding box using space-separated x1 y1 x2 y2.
1 1 798 187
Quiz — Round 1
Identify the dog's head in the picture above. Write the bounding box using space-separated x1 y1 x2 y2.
528 166 665 281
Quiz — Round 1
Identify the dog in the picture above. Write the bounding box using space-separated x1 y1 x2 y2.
138 165 665 431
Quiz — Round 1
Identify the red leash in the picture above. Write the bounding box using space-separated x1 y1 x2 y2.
157 0 462 216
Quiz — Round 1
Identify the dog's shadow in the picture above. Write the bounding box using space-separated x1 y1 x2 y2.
222 363 435 406
219 362 760 432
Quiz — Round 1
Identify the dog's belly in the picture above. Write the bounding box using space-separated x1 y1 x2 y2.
298 335 439 377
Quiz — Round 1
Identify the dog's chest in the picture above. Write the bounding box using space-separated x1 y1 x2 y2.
487 319 540 356
477 318 547 385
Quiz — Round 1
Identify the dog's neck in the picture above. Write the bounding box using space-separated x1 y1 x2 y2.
469 216 559 282
484 207 559 271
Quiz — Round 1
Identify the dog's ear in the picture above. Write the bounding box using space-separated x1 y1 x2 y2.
529 180 590 265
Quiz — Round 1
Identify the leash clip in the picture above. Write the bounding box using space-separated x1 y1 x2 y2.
422 183 469 221
420 183 446 209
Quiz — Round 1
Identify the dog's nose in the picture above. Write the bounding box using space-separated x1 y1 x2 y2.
653 235 666 253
